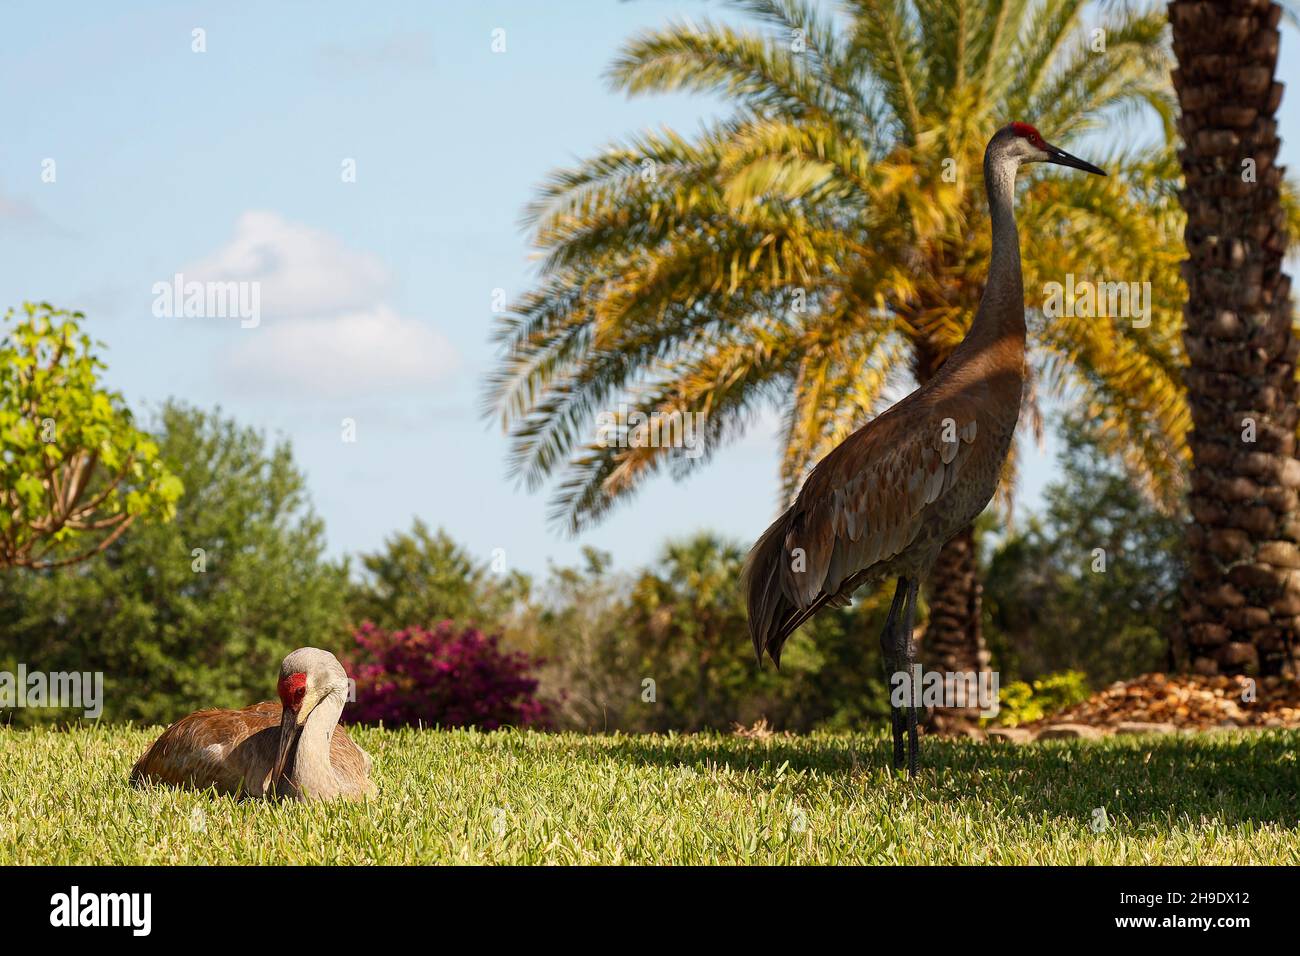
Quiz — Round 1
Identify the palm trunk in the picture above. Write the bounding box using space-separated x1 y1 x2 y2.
924 525 991 727
1170 0 1299 677
913 337 992 725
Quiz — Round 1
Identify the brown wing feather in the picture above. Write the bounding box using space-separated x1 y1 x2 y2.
130 703 279 796
744 389 983 664
130 701 372 799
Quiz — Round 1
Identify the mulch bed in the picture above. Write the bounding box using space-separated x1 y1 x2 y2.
1026 672 1300 731
968 672 1300 743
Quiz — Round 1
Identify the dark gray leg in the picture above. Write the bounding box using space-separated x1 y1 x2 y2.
879 578 909 771
900 578 921 776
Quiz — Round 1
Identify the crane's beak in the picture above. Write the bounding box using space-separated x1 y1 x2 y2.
270 706 302 792
1044 142 1107 176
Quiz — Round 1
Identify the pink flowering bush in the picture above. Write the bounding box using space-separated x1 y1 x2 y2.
344 621 552 730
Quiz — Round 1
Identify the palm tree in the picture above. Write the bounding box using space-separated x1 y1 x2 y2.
488 0 1188 714
1169 0 1299 677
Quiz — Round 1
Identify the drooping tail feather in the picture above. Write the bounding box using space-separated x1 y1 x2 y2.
741 508 802 667
743 506 852 667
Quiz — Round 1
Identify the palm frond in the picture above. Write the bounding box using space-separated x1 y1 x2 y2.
488 0 1183 533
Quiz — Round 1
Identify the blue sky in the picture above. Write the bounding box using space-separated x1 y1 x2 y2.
2 2 1298 577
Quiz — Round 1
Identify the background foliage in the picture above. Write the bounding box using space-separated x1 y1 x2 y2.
346 621 552 730
1 402 1182 730
346 518 529 633
0 302 181 571
0 402 346 725
983 417 1182 687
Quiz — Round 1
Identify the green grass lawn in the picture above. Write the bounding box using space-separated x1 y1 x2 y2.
3 725 1298 864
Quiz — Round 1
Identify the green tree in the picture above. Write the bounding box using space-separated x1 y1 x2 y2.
625 534 756 730
0 302 182 570
984 418 1183 686
0 402 347 724
488 0 1187 692
346 518 531 632
620 531 890 731
500 534 890 732
510 546 642 731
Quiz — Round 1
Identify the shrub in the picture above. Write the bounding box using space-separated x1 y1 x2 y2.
0 402 346 725
345 621 552 730
509 535 891 733
992 670 1092 727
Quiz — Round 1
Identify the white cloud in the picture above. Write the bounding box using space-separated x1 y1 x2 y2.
183 211 458 397
220 305 457 397
183 211 390 317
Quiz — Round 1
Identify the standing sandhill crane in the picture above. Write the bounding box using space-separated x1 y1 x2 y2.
130 647 375 801
743 124 1105 775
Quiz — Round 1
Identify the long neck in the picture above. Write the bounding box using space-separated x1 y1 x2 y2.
289 694 343 799
987 149 1022 293
954 150 1027 358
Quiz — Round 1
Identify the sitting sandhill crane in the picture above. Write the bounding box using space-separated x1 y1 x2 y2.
130 647 374 801
744 124 1105 775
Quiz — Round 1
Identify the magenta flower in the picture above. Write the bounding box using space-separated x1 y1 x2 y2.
343 621 553 730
